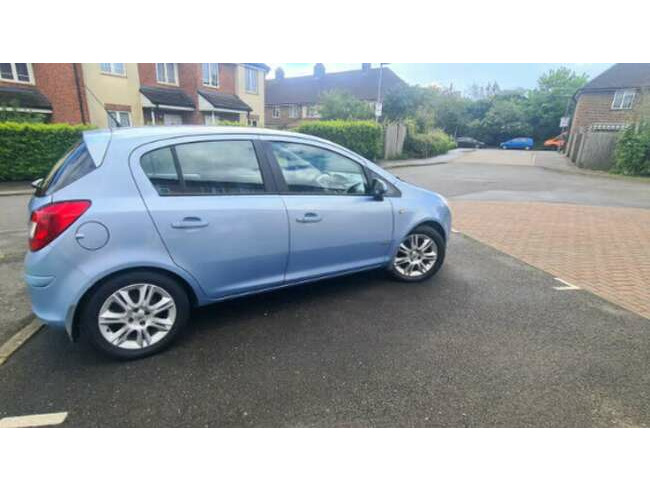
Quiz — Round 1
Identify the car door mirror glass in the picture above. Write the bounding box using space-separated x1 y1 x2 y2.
372 178 388 200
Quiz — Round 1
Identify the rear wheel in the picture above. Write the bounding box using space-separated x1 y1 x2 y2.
388 225 446 282
82 271 190 360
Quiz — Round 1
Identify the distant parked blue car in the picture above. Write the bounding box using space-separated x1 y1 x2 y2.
500 137 533 150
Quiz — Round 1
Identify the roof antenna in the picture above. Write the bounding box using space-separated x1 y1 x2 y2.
85 85 121 128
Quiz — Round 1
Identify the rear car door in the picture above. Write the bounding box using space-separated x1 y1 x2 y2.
262 139 393 282
130 135 289 298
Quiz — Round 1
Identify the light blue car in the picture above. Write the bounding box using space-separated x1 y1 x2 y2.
500 137 534 150
25 126 451 359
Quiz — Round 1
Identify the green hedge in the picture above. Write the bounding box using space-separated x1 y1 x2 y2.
404 128 456 159
295 120 383 160
613 124 650 176
0 122 93 181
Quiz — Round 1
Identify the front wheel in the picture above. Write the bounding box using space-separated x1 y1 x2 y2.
82 271 190 360
388 225 446 282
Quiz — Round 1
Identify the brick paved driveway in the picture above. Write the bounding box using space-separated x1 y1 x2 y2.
451 201 650 319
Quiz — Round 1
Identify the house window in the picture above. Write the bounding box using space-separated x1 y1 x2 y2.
100 63 125 76
272 106 281 119
245 67 258 93
288 105 299 118
156 63 178 85
304 105 320 119
611 89 636 110
0 63 33 84
107 110 132 128
202 63 219 87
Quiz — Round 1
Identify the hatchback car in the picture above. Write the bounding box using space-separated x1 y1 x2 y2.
500 137 534 150
25 127 451 359
455 137 486 149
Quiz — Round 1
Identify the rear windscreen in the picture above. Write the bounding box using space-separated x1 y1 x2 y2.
37 141 96 196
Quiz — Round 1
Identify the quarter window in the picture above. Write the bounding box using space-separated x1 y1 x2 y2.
245 67 258 93
0 63 33 83
141 141 265 196
202 63 219 87
100 63 125 75
156 63 177 85
612 89 636 110
270 142 368 195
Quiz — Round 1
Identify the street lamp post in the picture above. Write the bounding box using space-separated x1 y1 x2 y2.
375 63 388 123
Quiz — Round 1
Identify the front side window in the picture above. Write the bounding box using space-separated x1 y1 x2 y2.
245 67 258 93
612 89 636 110
156 63 177 85
107 110 132 128
100 63 125 75
270 142 368 195
0 63 32 83
202 63 219 87
141 140 265 196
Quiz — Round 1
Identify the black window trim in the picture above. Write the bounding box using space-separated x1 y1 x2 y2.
140 138 277 197
261 139 383 197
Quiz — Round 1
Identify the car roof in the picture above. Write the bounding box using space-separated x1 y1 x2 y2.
86 125 306 142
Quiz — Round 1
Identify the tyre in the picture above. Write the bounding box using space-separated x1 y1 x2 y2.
388 225 446 282
81 270 190 360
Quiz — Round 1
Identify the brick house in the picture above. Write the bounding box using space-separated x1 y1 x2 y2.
566 63 650 158
0 63 269 127
0 63 89 123
265 63 406 128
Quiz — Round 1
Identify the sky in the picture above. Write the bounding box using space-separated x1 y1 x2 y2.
267 63 614 94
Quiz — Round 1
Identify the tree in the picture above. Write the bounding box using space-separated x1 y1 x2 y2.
478 98 532 145
318 90 374 120
526 67 588 143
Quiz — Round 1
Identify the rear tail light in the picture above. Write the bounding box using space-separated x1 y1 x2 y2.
29 200 91 251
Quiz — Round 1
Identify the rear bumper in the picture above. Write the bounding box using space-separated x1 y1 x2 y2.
24 253 89 337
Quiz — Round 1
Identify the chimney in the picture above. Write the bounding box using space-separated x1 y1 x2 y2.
362 63 371 72
275 67 285 80
313 63 325 78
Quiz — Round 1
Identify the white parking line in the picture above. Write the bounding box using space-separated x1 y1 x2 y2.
0 319 43 366
451 228 460 233
553 278 581 291
0 411 68 428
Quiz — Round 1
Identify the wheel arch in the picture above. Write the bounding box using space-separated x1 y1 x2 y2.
70 265 200 341
410 219 447 243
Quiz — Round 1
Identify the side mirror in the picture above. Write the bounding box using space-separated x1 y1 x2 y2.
371 178 388 201
31 178 44 190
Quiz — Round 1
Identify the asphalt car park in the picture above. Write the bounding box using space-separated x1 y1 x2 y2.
1 149 649 427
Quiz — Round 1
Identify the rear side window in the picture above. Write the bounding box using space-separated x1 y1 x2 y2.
141 140 265 196
38 141 96 196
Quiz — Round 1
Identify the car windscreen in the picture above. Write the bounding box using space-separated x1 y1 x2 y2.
36 140 97 196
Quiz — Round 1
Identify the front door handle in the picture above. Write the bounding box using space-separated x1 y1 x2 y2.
296 212 322 224
171 217 209 229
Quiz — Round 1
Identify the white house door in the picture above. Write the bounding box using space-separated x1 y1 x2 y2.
163 113 183 125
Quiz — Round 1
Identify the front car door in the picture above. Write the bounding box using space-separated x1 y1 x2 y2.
262 138 393 283
131 135 289 299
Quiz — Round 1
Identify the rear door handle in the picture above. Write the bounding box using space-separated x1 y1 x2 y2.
171 217 209 229
296 212 322 224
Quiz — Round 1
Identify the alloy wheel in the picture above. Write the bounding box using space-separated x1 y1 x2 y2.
98 283 177 350
393 233 438 278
